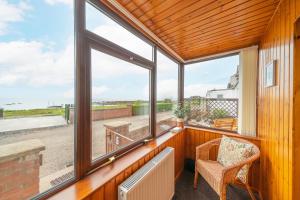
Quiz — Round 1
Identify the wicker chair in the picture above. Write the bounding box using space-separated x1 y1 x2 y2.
193 137 260 200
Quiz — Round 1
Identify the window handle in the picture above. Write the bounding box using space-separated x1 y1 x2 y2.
100 156 116 168
144 138 153 143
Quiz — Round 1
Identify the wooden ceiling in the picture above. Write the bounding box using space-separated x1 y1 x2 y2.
102 0 280 61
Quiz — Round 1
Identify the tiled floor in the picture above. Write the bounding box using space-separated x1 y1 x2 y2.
173 170 260 200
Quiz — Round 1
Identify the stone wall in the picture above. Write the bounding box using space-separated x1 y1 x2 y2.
0 139 45 200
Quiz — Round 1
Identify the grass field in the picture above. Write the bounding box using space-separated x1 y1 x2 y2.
3 103 174 118
4 108 65 118
3 105 130 118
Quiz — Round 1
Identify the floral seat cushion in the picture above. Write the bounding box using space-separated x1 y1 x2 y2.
217 136 254 183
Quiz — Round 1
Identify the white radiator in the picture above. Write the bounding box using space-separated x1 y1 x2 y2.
118 147 174 200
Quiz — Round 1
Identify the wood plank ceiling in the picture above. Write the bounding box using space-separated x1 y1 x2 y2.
102 0 280 61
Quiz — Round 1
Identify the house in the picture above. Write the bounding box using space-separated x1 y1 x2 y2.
206 66 239 99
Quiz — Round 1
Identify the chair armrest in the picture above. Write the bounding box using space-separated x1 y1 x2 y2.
195 138 221 161
222 151 260 184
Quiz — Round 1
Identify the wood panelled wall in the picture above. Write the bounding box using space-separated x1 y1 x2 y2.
258 0 300 199
52 127 263 200
294 16 300 200
184 127 261 190
50 131 185 200
84 131 184 200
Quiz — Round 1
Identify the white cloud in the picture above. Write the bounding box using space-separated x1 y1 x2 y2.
92 86 109 97
157 51 177 73
86 3 153 60
0 37 148 89
184 84 224 98
63 88 74 98
0 1 164 96
91 24 152 60
143 79 179 101
91 49 148 79
157 79 178 100
0 0 30 35
142 83 150 101
44 0 73 6
0 74 24 85
86 4 154 80
64 85 108 99
0 39 74 87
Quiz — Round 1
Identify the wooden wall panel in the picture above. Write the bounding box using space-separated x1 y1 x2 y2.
51 127 263 200
56 130 185 200
294 15 300 200
184 127 261 190
258 0 299 199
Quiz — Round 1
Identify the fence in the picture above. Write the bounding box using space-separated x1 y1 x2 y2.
185 97 238 131
0 108 3 119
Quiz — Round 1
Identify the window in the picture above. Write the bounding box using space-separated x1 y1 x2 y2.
0 0 182 198
84 1 154 166
184 55 239 132
0 0 75 199
85 2 153 61
91 49 151 161
156 50 178 136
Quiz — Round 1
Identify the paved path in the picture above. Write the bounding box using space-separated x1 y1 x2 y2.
0 116 67 133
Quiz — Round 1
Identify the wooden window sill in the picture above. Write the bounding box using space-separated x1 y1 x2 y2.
48 131 182 200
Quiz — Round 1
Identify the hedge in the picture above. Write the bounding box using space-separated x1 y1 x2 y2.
132 103 174 116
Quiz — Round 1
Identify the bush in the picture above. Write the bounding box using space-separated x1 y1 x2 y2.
209 108 229 120
132 104 149 115
132 103 173 115
157 103 173 112
173 102 190 119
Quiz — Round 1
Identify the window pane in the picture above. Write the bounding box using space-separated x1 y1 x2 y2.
184 55 239 132
86 3 153 61
91 49 150 160
0 1 74 198
156 51 177 136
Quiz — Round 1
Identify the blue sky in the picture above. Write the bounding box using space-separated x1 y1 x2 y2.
185 55 239 97
0 0 238 110
0 0 74 109
1 0 73 49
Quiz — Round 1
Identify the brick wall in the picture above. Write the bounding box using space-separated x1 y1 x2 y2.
0 140 45 200
105 118 177 152
128 118 176 139
69 105 132 123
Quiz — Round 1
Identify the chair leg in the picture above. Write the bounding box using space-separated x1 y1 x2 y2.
193 170 199 189
245 183 256 200
220 184 227 200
